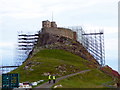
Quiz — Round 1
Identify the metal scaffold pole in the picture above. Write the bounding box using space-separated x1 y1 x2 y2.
67 26 105 66
1 31 39 73
16 32 39 66
81 31 105 66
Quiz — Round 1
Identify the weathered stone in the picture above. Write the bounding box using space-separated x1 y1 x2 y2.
23 66 29 70
42 72 50 76
30 68 34 71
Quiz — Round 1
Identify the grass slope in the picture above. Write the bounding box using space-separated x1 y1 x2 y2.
53 69 113 88
10 49 90 82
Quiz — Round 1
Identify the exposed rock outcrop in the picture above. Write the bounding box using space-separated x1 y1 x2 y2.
28 33 100 68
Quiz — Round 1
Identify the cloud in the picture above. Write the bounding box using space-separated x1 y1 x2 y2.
104 27 118 34
1 13 46 19
0 0 118 19
82 24 118 34
0 42 15 47
0 42 16 56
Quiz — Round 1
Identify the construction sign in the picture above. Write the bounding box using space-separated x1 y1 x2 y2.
2 73 19 88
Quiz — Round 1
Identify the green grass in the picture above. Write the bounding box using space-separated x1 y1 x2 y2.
9 49 113 88
10 49 90 82
53 69 113 88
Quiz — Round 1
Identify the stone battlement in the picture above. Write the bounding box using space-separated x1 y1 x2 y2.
41 20 77 40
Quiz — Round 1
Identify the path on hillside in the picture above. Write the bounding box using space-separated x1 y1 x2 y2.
102 81 116 88
36 69 91 88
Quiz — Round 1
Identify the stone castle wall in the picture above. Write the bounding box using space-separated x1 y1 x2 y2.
41 20 77 40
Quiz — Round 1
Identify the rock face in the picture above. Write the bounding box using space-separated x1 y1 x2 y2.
33 33 100 67
23 61 41 71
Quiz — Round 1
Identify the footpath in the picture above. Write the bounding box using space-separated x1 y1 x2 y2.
36 69 91 88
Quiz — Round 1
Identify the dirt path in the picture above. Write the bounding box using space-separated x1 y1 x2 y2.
36 69 91 88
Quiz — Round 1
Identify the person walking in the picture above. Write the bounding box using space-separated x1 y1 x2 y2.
48 75 51 83
53 75 56 83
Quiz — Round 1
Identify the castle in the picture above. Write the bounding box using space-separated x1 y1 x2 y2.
41 20 77 40
17 20 105 67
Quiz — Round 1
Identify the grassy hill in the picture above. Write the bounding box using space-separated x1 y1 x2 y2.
9 49 116 88
53 69 113 88
8 31 119 88
10 49 90 82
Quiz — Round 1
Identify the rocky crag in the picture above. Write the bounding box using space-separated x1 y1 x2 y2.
28 33 100 68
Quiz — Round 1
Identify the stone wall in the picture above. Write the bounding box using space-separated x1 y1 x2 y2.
41 20 77 40
42 27 77 40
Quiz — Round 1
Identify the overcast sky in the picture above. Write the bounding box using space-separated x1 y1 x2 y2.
0 0 119 72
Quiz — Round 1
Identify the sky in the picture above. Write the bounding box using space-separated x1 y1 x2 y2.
0 0 119 72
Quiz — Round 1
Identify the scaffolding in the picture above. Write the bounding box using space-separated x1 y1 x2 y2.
15 32 39 66
82 31 105 66
67 26 105 66
0 66 19 74
0 31 39 73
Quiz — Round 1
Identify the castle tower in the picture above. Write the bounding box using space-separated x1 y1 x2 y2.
42 20 51 28
51 21 57 28
41 20 77 41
